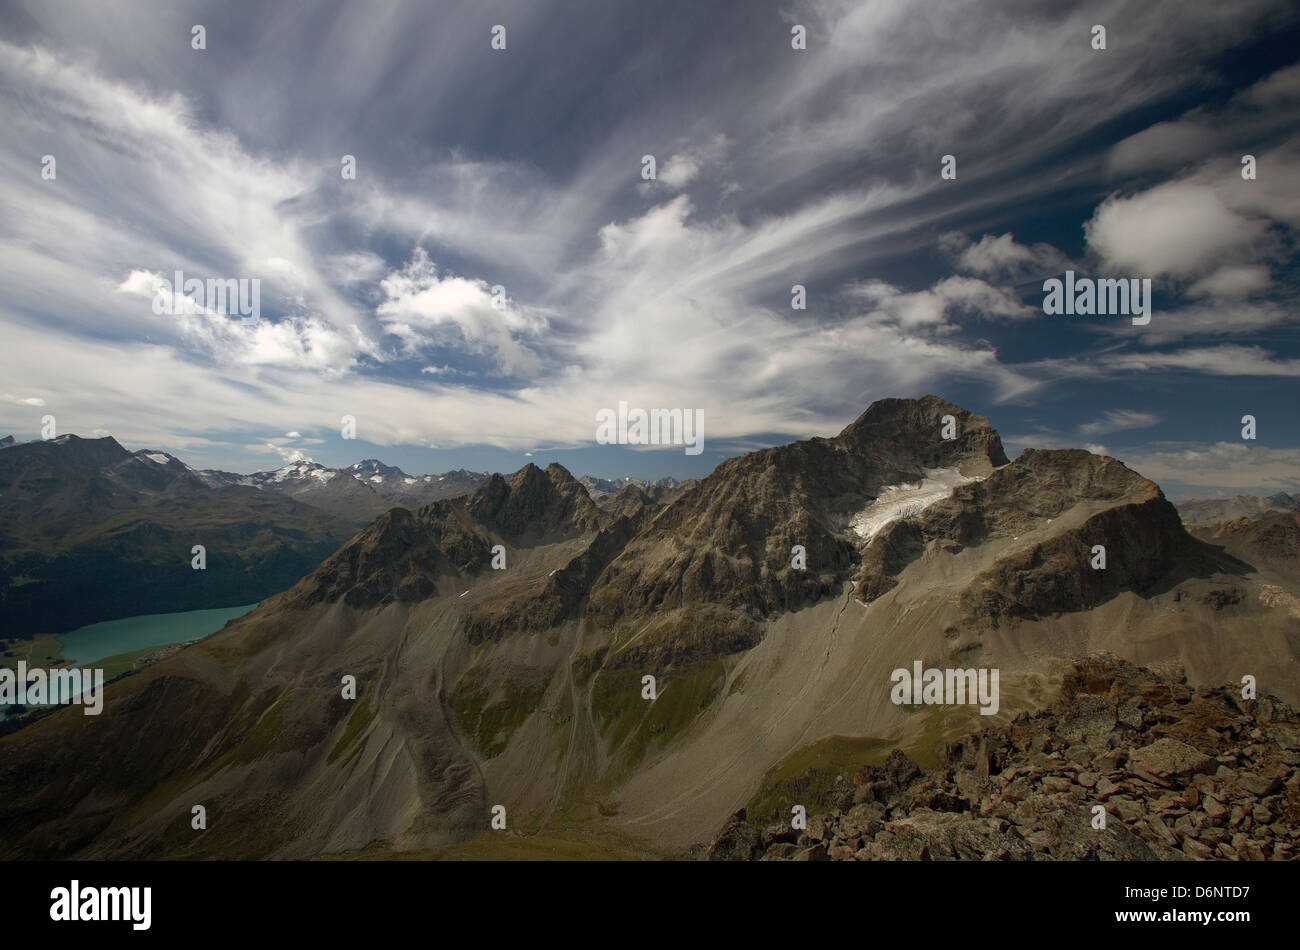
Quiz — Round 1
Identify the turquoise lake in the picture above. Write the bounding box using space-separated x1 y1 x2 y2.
56 603 259 665
2 603 258 719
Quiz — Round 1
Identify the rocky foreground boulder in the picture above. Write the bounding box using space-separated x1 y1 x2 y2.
707 654 1300 860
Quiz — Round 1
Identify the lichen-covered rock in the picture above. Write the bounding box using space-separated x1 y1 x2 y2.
715 654 1300 861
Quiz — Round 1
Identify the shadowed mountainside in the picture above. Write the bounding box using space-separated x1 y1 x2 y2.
0 435 360 634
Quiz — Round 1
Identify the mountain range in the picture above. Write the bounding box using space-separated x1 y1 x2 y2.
2 395 1296 859
0 434 356 635
0 433 659 635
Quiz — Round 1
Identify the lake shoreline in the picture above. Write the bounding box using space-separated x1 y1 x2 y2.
1 602 258 725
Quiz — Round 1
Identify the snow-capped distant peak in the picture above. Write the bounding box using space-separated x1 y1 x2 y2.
136 450 193 470
270 460 322 482
347 459 411 480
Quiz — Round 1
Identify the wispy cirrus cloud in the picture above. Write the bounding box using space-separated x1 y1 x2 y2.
1079 409 1160 438
0 0 1297 487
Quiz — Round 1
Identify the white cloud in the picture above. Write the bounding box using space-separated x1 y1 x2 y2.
846 280 948 329
932 276 1033 320
322 252 388 287
572 194 1040 421
1085 181 1268 278
1241 62 1300 107
0 39 374 367
1104 345 1300 377
1079 409 1159 438
1100 300 1291 345
651 135 730 191
262 442 312 464
658 154 701 189
116 269 368 374
1124 442 1300 493
1107 120 1219 176
1187 265 1273 301
1108 62 1300 175
376 248 547 377
941 232 1069 282
843 274 1032 330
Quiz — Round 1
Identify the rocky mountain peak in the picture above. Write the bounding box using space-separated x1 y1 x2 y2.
286 461 610 611
9 432 131 465
836 394 1009 475
348 459 409 480
467 462 604 537
578 398 1209 669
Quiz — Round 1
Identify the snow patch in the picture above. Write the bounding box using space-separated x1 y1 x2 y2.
144 452 170 465
851 468 982 540
271 461 315 482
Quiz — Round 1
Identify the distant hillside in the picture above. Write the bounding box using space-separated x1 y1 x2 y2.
0 435 360 634
579 474 685 499
1176 492 1300 525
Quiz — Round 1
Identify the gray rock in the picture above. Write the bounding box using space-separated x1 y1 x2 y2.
1128 738 1216 786
705 810 765 861
1238 773 1282 796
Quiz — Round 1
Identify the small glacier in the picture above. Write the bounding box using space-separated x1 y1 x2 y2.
850 468 982 540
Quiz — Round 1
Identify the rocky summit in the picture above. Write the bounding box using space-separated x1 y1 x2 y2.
711 655 1300 861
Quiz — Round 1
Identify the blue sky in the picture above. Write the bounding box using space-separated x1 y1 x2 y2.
1 0 1298 499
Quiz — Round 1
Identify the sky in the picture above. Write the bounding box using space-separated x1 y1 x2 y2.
1 0 1299 499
